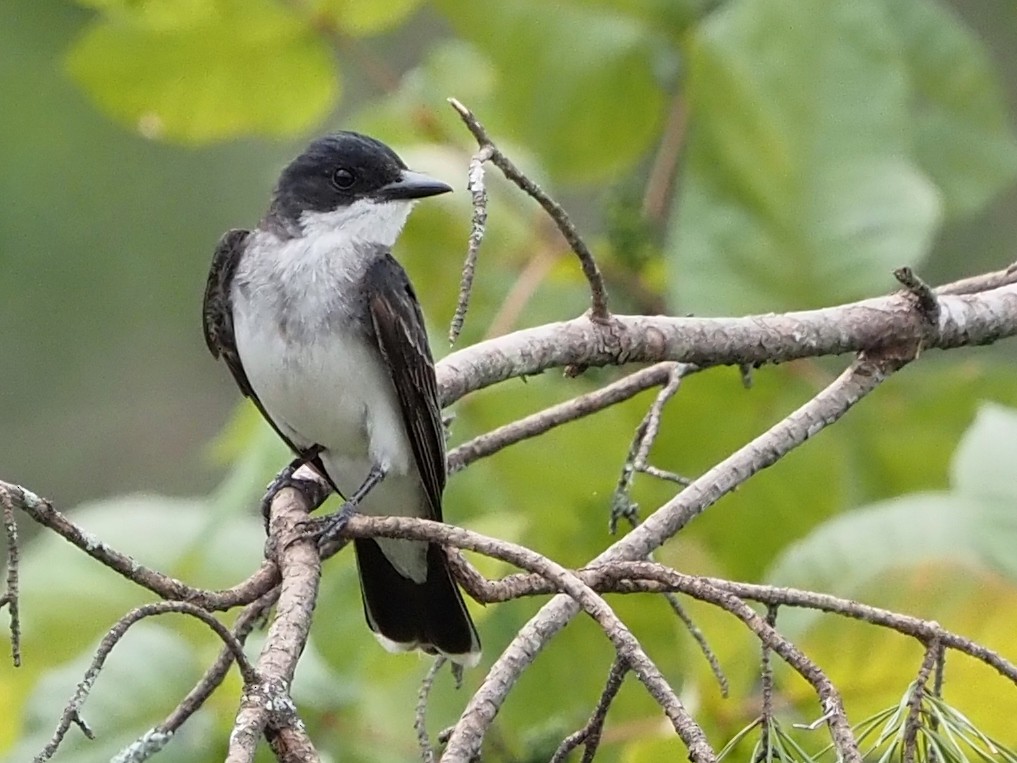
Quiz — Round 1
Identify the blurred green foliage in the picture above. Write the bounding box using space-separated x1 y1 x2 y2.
3 0 1017 761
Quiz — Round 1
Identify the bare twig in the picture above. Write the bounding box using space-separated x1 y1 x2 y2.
935 260 1017 295
903 638 939 763
611 362 690 532
695 586 858 759
662 593 729 697
606 363 725 695
447 362 687 474
550 657 629 763
449 144 493 344
0 480 279 611
443 351 906 761
584 563 1017 686
758 605 779 758
448 97 611 321
35 601 256 763
415 657 447 763
1 486 20 666
448 557 1016 689
339 515 715 761
902 639 941 763
115 588 282 762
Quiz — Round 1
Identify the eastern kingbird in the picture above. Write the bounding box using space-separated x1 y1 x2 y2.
202 132 480 666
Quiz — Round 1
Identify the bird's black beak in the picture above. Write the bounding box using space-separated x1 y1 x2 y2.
377 170 453 201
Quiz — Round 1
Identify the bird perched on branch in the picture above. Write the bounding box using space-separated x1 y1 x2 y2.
202 132 480 666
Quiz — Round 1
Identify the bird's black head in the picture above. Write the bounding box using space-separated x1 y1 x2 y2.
267 132 452 235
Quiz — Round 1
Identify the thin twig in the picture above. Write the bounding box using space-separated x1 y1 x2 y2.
757 605 779 760
550 657 629 763
663 593 729 698
339 514 714 760
35 601 256 763
1 487 20 666
611 362 690 532
582 563 1017 686
114 588 282 763
448 97 610 321
449 145 493 344
1 480 279 610
415 657 447 763
935 260 1017 296
447 362 687 474
902 639 941 763
605 363 726 695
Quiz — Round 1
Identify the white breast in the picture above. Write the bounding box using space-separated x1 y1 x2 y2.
230 229 415 492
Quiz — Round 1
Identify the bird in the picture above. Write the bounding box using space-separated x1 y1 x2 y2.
202 131 480 666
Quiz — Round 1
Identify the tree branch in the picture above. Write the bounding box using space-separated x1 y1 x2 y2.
225 474 323 763
35 602 257 763
0 480 279 611
448 98 611 322
436 276 1017 406
447 361 686 474
441 349 909 760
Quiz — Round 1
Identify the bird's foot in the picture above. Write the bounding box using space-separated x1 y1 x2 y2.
261 458 331 529
298 502 357 550
293 465 385 550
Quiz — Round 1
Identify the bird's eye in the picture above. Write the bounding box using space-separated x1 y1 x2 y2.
331 167 356 190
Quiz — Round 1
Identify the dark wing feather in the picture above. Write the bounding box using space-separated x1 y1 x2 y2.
203 229 256 397
363 254 446 520
203 229 330 480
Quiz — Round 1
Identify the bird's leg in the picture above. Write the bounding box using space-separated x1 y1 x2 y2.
301 464 387 546
260 446 331 529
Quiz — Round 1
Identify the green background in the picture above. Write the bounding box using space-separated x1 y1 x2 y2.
3 1 1017 760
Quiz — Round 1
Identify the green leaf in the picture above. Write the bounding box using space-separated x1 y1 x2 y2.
756 396 1017 734
65 0 339 143
669 0 943 313
950 402 1017 502
884 0 1017 218
313 0 424 37
767 492 1002 595
767 403 1017 629
434 0 668 183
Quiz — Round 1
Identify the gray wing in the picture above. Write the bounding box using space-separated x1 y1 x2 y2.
363 254 446 520
203 229 329 478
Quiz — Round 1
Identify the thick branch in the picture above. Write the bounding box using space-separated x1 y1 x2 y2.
436 278 1017 406
226 476 323 763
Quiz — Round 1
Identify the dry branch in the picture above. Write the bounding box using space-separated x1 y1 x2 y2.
3 103 1016 762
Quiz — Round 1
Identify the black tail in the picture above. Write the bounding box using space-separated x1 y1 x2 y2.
354 538 481 665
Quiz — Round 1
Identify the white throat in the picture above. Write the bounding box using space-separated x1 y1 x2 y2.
298 198 414 250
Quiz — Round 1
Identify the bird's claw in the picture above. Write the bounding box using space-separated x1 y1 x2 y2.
297 503 356 548
261 466 331 529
